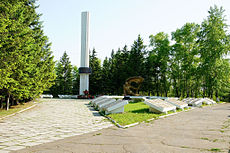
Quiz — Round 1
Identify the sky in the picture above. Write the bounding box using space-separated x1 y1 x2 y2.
36 0 230 67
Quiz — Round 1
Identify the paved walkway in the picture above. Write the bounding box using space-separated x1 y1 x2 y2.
13 103 230 153
0 99 113 153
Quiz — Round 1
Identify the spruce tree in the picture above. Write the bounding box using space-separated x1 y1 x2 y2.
89 48 102 95
0 0 55 110
101 57 111 94
127 35 146 77
55 52 73 95
72 66 80 95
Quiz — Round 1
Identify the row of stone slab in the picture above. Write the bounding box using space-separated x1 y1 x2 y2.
91 96 189 115
143 98 188 114
90 97 128 115
40 94 53 98
58 95 78 99
182 98 216 107
40 95 78 99
143 97 217 114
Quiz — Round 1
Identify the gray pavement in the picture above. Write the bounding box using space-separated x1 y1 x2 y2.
0 99 113 153
13 103 230 153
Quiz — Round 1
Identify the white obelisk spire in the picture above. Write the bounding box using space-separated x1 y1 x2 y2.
79 12 91 95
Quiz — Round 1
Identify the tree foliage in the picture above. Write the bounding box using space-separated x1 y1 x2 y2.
198 5 230 98
0 0 55 110
89 48 102 95
49 52 73 96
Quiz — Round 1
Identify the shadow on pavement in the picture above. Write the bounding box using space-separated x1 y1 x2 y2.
84 103 102 117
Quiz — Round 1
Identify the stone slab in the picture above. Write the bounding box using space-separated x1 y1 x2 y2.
144 99 176 113
40 95 53 98
103 100 128 114
165 99 188 109
93 98 109 107
97 99 116 110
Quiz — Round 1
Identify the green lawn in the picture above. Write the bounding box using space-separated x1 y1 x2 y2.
0 101 35 118
107 102 164 126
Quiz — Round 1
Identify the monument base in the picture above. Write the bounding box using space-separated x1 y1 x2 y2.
79 74 89 95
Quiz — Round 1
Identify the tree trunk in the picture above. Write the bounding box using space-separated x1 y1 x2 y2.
16 99 19 105
156 79 159 96
10 96 14 106
203 87 205 98
176 87 179 97
6 97 9 111
186 83 189 97
6 92 10 111
215 90 219 102
0 98 3 109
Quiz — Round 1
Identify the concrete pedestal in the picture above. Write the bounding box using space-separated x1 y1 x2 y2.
80 74 89 95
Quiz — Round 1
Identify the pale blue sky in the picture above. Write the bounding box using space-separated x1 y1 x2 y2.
37 0 230 67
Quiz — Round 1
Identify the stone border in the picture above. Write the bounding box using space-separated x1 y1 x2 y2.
0 103 37 121
105 107 196 129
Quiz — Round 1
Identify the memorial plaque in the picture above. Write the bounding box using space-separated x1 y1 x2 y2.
91 96 105 105
102 99 128 115
41 95 53 98
94 98 109 107
165 99 188 109
97 99 116 110
144 99 176 114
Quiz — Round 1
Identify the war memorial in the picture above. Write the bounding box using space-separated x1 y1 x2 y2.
0 8 229 153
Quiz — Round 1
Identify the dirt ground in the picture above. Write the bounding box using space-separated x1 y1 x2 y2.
13 103 230 153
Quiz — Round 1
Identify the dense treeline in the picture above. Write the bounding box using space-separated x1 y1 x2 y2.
88 5 230 101
0 0 55 110
49 5 230 101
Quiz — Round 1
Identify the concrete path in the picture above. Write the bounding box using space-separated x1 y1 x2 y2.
13 103 230 153
0 99 113 153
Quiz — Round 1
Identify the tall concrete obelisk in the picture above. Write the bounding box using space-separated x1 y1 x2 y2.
79 12 91 95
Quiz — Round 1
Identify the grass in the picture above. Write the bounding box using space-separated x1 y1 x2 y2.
106 101 191 126
219 118 230 133
217 101 225 104
181 146 190 149
93 133 102 136
213 139 218 142
201 137 209 140
222 119 230 129
200 137 221 143
0 101 36 118
209 148 221 152
219 130 224 133
107 102 165 126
